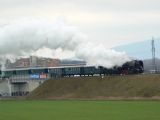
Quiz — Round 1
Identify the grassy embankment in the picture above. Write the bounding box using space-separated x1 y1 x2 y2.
28 74 160 100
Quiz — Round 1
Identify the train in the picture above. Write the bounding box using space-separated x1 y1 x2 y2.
0 60 144 79
60 60 144 77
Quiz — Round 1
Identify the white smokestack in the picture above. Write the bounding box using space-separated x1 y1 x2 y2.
0 18 130 68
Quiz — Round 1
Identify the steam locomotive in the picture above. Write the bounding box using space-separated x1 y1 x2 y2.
98 60 143 76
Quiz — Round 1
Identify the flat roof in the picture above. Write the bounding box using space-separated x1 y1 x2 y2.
2 65 95 72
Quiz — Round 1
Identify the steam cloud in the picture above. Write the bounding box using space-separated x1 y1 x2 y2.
0 18 130 68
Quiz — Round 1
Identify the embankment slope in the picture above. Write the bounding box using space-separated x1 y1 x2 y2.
27 75 160 100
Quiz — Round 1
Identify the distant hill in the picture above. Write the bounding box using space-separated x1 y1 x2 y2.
114 39 160 72
114 39 160 60
143 58 160 72
27 75 160 100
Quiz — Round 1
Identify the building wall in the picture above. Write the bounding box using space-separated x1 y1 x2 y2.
11 81 42 93
6 56 60 69
30 56 37 67
0 77 46 97
0 79 11 96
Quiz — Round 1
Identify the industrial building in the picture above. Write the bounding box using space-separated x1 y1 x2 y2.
0 56 86 97
0 65 88 97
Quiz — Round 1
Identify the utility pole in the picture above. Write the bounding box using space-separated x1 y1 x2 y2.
151 37 156 73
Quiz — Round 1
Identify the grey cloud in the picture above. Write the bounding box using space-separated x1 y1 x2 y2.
1 0 160 12
0 0 160 60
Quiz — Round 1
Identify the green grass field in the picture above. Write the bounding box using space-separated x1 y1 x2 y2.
0 100 160 120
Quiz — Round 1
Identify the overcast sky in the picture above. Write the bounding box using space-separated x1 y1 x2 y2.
0 0 160 48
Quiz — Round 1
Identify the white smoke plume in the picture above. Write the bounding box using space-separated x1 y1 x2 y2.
0 18 130 68
76 43 130 68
